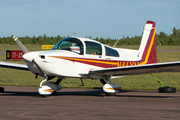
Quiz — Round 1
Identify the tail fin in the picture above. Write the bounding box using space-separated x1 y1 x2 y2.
138 21 157 64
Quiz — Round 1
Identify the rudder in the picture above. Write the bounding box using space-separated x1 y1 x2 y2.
138 21 157 64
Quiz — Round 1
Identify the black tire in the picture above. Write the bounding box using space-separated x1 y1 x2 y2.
105 93 116 96
41 95 49 97
51 91 57 95
0 87 4 93
158 87 176 93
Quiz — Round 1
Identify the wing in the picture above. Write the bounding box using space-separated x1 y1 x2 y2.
89 61 180 79
0 62 29 71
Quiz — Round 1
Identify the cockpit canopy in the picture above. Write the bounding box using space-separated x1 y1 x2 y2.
51 37 119 57
51 38 83 54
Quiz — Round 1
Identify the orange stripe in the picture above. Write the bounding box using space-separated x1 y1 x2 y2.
105 88 122 91
43 89 54 92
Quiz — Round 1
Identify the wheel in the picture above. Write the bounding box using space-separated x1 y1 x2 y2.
158 87 176 93
105 93 116 96
51 91 57 95
0 87 4 93
41 95 49 97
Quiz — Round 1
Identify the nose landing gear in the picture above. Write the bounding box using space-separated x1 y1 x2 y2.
38 78 63 97
32 59 63 97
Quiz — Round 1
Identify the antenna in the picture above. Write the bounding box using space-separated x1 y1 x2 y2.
71 32 79 37
141 27 155 31
113 37 121 48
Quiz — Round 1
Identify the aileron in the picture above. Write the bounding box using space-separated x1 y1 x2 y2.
0 62 29 71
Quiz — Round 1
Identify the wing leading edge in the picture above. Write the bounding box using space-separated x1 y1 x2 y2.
0 62 29 71
89 61 180 79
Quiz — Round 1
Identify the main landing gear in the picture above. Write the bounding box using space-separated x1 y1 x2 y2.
38 78 63 97
100 78 122 96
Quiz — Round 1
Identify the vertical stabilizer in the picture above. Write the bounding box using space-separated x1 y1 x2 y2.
139 21 157 64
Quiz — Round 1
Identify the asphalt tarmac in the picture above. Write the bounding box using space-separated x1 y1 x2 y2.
0 86 180 120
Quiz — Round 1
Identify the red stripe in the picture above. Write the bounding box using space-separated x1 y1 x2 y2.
142 28 155 59
50 56 144 68
146 21 155 24
142 21 156 63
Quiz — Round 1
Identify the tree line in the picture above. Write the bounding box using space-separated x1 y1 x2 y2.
0 27 180 45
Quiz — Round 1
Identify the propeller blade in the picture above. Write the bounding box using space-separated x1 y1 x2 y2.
32 59 47 79
13 36 29 53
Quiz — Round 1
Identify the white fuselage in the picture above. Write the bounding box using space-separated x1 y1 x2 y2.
23 37 141 79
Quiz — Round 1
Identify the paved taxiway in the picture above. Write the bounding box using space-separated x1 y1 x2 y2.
0 86 180 120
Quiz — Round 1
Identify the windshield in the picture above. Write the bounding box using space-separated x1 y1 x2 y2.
51 38 84 55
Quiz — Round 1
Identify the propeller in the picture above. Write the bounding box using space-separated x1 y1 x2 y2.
32 59 49 88
13 36 29 53
32 59 47 79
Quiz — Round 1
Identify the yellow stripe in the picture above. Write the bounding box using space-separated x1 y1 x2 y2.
140 27 156 65
50 56 118 65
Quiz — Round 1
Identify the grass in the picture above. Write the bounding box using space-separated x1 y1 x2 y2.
0 45 45 51
0 45 180 91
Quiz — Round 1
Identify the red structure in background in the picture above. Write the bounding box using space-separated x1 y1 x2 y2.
6 50 24 60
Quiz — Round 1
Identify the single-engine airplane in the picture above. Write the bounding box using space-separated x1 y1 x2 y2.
0 21 180 97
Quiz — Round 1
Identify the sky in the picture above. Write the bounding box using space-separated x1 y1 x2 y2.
0 0 180 39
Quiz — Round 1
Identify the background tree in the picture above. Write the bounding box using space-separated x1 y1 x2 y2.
0 27 179 45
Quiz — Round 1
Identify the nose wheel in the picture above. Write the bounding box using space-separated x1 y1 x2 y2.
32 58 63 97
38 78 63 97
